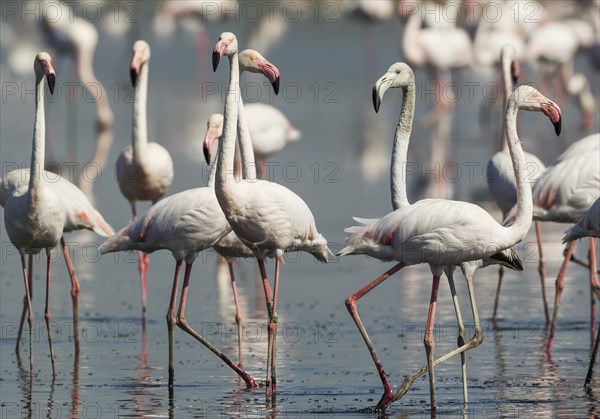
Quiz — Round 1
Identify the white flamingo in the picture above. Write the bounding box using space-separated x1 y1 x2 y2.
211 32 329 397
3 52 64 374
563 197 600 386
486 44 548 322
115 40 174 316
338 82 562 411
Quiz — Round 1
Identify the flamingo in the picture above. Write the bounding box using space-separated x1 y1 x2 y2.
1 168 114 355
486 44 548 322
203 104 300 180
338 80 562 411
563 197 600 387
211 32 329 397
3 52 64 373
100 47 281 389
115 40 174 317
354 61 524 406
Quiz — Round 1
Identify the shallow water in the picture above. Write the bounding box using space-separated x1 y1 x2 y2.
1 5 599 418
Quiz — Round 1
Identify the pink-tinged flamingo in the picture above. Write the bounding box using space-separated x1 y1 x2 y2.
1 168 113 354
563 197 600 387
116 40 174 317
211 32 329 397
339 81 562 411
486 44 548 322
3 52 63 374
363 62 524 406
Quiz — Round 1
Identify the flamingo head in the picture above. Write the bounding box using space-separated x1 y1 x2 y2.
514 85 562 136
203 113 224 164
239 49 280 95
212 32 238 72
130 40 151 87
35 52 56 95
500 44 520 85
372 62 415 113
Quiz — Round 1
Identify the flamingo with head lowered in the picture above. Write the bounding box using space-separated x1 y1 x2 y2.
210 32 329 398
115 40 174 317
339 71 562 411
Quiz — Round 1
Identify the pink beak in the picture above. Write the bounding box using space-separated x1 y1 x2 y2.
541 102 562 136
130 51 143 86
203 126 220 163
511 60 520 85
212 40 228 72
41 60 56 94
258 61 281 95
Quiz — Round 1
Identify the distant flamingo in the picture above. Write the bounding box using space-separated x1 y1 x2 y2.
211 32 329 397
563 197 600 387
116 40 174 317
339 82 562 411
486 44 548 322
357 61 523 406
1 168 113 354
3 52 63 374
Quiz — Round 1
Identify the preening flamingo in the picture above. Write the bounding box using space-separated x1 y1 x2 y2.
563 197 600 386
3 52 64 374
211 32 329 397
339 81 562 411
116 40 174 317
365 61 524 406
1 168 113 354
486 44 547 322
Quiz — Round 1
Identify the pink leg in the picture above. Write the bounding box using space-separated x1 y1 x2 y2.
227 262 244 368
16 256 33 354
130 202 149 318
269 258 282 394
44 253 56 376
535 221 550 324
547 241 575 353
345 262 406 412
176 262 257 388
590 239 599 343
424 275 442 411
167 260 182 388
61 238 80 352
20 254 34 372
492 266 504 322
257 259 274 396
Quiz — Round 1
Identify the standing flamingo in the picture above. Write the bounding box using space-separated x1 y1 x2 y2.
116 40 174 317
3 52 63 373
211 32 329 397
1 169 113 354
339 81 562 411
364 62 523 405
487 44 548 322
563 197 600 387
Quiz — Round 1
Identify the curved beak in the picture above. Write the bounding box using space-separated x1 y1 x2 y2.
212 40 228 72
372 73 392 113
203 126 220 164
41 60 56 95
258 61 281 95
510 60 520 85
130 52 143 87
541 101 562 136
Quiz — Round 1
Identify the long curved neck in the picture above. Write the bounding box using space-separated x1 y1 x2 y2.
500 55 512 152
77 48 114 128
29 72 46 207
391 83 415 210
402 13 424 67
215 53 240 191
132 61 149 161
502 99 533 243
237 97 257 180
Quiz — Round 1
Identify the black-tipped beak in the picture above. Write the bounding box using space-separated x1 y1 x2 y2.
130 68 138 87
47 73 56 95
272 77 280 95
203 144 210 164
553 117 562 136
212 50 221 72
373 85 381 113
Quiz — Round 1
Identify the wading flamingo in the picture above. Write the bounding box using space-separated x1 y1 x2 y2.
486 44 547 322
3 52 63 374
211 32 329 398
563 197 600 387
339 81 562 411
116 40 174 317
